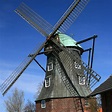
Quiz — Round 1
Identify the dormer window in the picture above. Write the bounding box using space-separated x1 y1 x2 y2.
47 62 53 71
45 77 50 87
79 76 85 85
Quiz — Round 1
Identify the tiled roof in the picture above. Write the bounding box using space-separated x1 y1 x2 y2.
90 75 112 96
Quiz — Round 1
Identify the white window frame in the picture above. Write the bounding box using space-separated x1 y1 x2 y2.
47 62 53 71
41 100 46 108
45 77 50 87
79 76 85 85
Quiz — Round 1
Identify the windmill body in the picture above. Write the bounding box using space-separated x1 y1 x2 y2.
36 33 92 112
37 33 91 100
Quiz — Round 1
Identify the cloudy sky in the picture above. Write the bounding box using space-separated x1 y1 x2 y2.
0 0 112 111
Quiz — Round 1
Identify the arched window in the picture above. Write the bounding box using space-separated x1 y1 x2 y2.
41 100 46 108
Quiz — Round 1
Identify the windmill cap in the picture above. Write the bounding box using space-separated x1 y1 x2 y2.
58 33 82 48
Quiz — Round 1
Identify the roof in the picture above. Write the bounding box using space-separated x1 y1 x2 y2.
90 75 112 96
58 33 82 48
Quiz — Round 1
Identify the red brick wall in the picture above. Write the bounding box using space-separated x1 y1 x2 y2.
36 98 90 112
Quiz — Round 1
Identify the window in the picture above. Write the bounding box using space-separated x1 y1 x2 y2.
79 76 85 85
85 99 90 107
47 62 53 71
41 100 46 108
74 61 81 69
45 77 50 87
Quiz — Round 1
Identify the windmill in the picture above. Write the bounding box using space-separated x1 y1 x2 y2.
0 0 101 112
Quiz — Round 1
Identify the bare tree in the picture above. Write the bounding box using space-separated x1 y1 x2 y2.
35 82 43 98
5 88 24 112
89 97 98 112
24 100 36 112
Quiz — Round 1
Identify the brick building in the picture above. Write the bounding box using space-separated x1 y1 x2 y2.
90 75 112 112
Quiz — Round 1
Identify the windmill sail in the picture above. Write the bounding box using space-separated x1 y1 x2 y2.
15 3 53 37
15 0 90 38
0 41 46 95
52 0 89 35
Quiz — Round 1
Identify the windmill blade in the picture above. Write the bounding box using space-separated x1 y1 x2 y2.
15 3 53 37
0 41 47 95
52 0 89 35
51 38 101 89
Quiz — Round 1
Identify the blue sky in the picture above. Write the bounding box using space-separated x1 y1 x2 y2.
0 0 112 111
